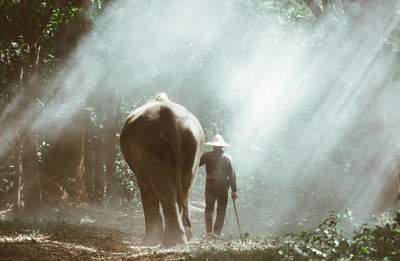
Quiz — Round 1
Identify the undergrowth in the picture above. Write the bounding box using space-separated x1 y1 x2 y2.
1 205 399 260
183 211 400 261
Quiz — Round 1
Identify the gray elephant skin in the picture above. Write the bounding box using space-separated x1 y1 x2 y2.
120 93 204 246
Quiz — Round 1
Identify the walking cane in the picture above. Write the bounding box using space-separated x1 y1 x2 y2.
232 198 242 234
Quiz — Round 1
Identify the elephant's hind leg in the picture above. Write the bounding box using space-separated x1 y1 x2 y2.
160 202 187 246
139 181 163 246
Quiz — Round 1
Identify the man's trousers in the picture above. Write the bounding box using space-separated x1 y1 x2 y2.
204 181 228 235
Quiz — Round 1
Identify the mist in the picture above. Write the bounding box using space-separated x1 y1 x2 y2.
2 0 400 235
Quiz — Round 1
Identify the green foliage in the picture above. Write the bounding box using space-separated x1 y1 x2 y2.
114 150 139 204
182 211 400 260
0 150 17 204
250 0 315 25
350 212 400 259
0 0 108 99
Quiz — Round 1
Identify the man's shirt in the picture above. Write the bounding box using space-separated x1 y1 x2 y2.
200 149 237 192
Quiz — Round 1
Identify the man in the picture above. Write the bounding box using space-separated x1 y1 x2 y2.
199 133 238 235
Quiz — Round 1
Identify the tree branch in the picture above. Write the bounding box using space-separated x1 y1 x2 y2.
304 0 323 19
322 0 331 13
0 41 15 76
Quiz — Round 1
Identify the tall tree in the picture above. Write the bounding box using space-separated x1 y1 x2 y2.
0 0 93 212
104 92 122 206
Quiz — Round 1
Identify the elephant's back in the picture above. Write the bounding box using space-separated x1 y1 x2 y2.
120 99 203 172
120 102 166 163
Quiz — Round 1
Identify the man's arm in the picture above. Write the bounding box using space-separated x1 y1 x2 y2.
225 156 237 193
228 164 238 200
199 153 206 166
229 169 238 200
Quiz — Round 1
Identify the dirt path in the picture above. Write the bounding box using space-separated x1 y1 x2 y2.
0 202 239 260
0 227 184 260
0 220 247 261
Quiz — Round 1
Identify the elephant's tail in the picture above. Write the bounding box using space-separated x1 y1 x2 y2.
159 106 186 219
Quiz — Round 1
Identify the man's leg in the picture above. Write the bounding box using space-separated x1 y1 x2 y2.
205 191 216 234
213 190 228 235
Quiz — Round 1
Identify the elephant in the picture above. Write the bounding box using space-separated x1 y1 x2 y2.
120 93 204 246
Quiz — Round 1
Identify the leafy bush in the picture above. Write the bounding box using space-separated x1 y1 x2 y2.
183 211 400 260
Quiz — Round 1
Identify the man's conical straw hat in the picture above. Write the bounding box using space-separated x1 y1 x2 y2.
205 133 231 147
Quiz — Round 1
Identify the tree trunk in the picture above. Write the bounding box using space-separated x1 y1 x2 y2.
322 0 330 13
84 127 95 203
104 96 122 206
20 41 41 213
41 111 88 202
304 0 322 19
104 131 118 205
70 118 86 201
93 99 106 206
13 132 22 209
94 131 105 205
21 128 41 213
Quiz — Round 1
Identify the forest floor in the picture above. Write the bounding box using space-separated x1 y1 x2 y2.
0 201 261 261
1 200 400 260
